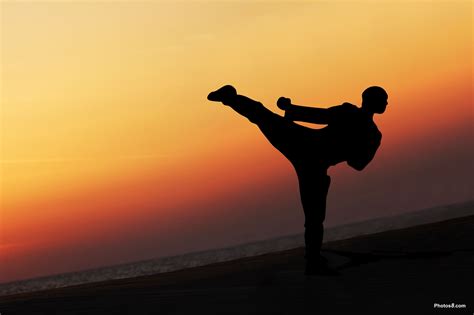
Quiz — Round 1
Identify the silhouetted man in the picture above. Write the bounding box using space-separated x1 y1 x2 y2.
207 85 387 275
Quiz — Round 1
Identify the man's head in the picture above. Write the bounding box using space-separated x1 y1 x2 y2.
361 86 388 114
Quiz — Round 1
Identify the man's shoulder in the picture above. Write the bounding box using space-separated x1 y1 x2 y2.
328 103 359 116
341 102 358 108
329 102 358 110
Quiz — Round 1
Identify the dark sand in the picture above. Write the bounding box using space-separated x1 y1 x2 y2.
1 215 473 315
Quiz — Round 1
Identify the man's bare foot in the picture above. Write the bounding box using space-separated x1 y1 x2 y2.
207 85 237 104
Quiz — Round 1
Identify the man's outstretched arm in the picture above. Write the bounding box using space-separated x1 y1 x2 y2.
277 97 347 124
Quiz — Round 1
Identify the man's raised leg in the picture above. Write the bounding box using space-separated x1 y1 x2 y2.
208 85 274 123
208 85 306 161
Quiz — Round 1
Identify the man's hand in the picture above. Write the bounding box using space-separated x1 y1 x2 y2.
277 97 292 110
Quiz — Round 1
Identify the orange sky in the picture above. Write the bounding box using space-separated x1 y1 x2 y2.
1 1 472 283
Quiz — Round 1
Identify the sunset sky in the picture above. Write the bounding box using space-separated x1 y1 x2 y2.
1 1 472 283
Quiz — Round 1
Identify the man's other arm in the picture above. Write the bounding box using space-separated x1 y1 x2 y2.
347 132 382 171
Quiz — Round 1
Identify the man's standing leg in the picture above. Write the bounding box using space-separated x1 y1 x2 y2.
295 166 336 275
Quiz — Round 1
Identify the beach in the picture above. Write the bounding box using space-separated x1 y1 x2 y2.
1 212 472 314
